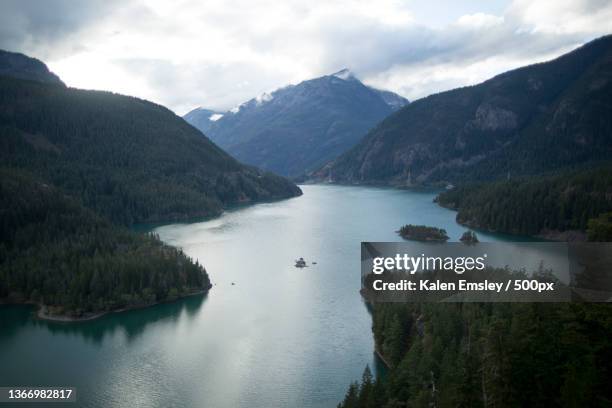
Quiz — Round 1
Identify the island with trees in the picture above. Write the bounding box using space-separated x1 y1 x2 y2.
397 224 449 242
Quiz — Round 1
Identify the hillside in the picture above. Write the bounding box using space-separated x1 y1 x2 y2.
321 35 612 185
0 49 64 86
0 168 210 318
436 166 612 239
184 69 408 177
0 51 300 317
0 74 301 225
339 302 612 407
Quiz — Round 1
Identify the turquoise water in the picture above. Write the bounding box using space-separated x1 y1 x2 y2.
0 185 516 407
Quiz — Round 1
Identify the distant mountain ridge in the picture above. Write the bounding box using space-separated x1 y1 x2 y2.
318 35 612 185
184 69 408 177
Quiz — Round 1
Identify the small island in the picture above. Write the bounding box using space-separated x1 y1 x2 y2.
460 230 479 244
397 224 449 242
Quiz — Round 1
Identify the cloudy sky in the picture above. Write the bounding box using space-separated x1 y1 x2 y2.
1 0 611 115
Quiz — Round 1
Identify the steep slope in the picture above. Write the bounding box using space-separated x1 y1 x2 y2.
184 69 408 176
322 35 612 185
0 49 65 86
0 75 301 225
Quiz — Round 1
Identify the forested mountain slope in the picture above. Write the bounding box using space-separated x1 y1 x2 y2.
339 302 612 407
436 166 612 238
0 74 301 225
0 169 210 317
322 35 612 185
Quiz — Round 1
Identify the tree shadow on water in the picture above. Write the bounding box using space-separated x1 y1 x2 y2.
0 294 208 346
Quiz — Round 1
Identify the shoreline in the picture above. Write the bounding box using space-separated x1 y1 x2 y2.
360 295 392 370
38 288 209 322
374 346 392 369
438 201 586 242
2 288 209 323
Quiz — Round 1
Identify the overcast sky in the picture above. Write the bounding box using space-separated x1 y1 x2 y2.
1 0 611 115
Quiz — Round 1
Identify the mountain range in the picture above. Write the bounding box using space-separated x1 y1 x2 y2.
184 69 408 177
317 35 612 186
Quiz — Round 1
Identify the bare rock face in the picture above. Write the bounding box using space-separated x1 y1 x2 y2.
471 104 517 132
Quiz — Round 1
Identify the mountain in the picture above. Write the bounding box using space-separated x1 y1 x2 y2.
320 35 612 186
183 107 224 136
0 50 65 86
0 51 300 317
184 69 408 177
0 55 301 225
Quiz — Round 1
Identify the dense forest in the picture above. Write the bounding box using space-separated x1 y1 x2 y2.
0 168 210 317
398 225 449 242
321 35 612 186
340 172 612 407
0 53 300 317
436 166 612 237
339 301 612 408
0 75 301 225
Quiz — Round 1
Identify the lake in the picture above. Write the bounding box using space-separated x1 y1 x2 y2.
0 185 519 408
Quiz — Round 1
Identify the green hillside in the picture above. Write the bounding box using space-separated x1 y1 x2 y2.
323 35 612 186
436 166 612 237
0 75 301 225
0 168 210 318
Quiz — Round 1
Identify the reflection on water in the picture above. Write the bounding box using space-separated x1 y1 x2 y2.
0 295 207 346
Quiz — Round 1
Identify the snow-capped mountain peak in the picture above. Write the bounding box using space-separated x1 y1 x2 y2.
183 69 409 176
331 68 355 80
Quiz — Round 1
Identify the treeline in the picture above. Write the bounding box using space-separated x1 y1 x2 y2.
436 166 612 236
340 302 612 407
0 168 210 317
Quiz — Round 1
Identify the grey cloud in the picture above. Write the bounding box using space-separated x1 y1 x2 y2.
0 0 126 58
1 0 611 113
114 57 292 114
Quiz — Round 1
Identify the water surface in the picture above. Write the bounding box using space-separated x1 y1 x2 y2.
0 185 516 407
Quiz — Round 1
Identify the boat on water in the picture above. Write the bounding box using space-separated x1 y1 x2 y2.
295 257 307 268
